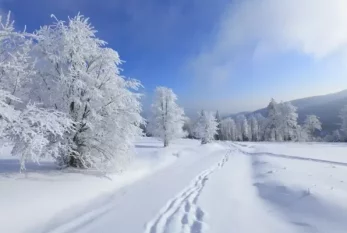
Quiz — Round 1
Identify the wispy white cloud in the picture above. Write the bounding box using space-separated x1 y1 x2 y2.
190 0 347 81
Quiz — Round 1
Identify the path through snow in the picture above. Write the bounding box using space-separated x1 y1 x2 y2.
2 138 347 233
144 150 230 233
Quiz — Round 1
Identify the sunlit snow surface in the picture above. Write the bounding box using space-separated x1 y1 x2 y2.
1 138 346 233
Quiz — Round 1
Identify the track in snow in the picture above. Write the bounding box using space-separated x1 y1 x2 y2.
232 143 347 167
144 150 230 233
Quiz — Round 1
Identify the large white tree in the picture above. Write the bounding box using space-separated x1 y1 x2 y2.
194 110 218 144
32 14 143 169
148 87 185 147
0 13 73 171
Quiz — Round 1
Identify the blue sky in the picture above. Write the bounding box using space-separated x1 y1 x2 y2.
2 0 347 115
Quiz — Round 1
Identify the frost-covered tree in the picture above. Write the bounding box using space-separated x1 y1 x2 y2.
263 100 301 142
9 103 73 171
264 99 283 141
0 91 72 171
332 130 342 142
280 102 299 141
194 110 218 144
249 115 259 141
303 115 322 141
0 12 35 105
339 105 347 138
234 116 242 141
215 111 222 140
242 117 250 141
148 87 185 147
182 118 194 139
220 118 237 141
236 114 249 141
32 14 143 169
255 113 266 141
0 13 73 171
324 130 342 142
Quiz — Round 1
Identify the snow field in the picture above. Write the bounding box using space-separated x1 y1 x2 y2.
0 138 194 233
1 138 347 233
234 142 347 233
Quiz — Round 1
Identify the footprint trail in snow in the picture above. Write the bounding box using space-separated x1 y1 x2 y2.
144 150 230 233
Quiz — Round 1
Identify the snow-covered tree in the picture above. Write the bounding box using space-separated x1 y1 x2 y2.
33 14 143 169
279 102 299 141
148 87 185 147
324 130 342 142
332 130 342 142
264 99 283 141
303 115 322 141
220 118 237 141
255 113 266 141
0 12 35 105
234 116 242 141
194 110 218 144
249 115 259 141
295 125 308 142
215 111 222 140
183 118 194 139
0 13 73 171
339 105 347 138
236 114 249 141
0 91 73 171
242 117 250 141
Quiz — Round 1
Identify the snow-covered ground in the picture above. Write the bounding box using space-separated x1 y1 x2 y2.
1 138 347 233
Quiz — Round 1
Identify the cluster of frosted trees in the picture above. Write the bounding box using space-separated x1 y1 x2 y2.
219 100 347 143
0 13 143 171
147 92 347 145
218 99 323 142
147 87 218 146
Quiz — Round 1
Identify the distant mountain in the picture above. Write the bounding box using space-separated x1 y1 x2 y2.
237 90 347 133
